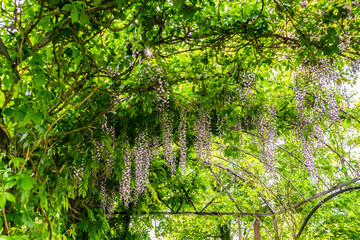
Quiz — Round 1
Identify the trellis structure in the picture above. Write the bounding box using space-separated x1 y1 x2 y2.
1 0 360 239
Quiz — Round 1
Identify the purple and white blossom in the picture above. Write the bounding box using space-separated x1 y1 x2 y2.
179 113 187 173
195 110 212 162
162 113 175 171
133 132 151 204
120 146 132 208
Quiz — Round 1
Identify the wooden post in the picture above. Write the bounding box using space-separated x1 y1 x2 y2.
254 218 261 240
238 216 242 240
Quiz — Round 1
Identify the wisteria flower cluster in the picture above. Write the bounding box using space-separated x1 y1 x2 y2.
179 113 187 173
255 107 277 172
236 72 256 101
99 66 121 77
119 146 132 208
162 112 175 171
195 110 212 162
133 132 151 204
107 193 116 219
73 167 84 186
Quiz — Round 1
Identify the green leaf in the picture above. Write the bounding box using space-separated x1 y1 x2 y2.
79 11 89 26
0 235 11 240
173 0 184 9
4 192 15 202
62 4 73 10
2 108 14 117
0 194 5 208
20 190 30 203
2 75 11 90
116 0 124 9
28 112 43 125
4 181 17 190
19 132 29 143
39 191 48 210
22 212 34 229
21 177 34 191
14 109 26 122
71 7 79 23
10 157 26 169
34 74 46 88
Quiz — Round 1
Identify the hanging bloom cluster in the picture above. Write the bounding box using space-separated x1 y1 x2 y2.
150 136 161 158
291 61 350 183
350 60 360 73
99 66 121 77
133 132 151 204
179 113 187 173
162 113 175 171
300 134 319 185
73 167 84 186
216 113 226 136
195 110 212 162
95 115 117 213
117 134 162 208
293 87 319 182
100 181 107 213
144 63 170 112
293 61 346 124
119 145 132 208
107 193 116 219
236 72 256 101
95 141 104 163
310 122 325 150
256 108 277 172
300 1 308 9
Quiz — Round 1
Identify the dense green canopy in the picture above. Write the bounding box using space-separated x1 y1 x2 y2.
0 0 360 239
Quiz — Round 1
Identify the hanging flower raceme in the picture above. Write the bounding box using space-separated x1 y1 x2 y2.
100 181 107 213
73 167 84 186
146 63 170 113
236 72 256 101
95 141 104 163
107 193 116 219
133 131 151 204
299 132 319 185
103 115 116 177
120 145 132 208
195 110 212 162
162 112 175 171
179 112 187 173
293 61 347 124
256 107 277 172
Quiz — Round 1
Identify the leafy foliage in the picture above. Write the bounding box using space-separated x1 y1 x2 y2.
0 0 359 239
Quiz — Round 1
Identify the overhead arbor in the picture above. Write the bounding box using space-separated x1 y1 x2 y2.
0 0 360 239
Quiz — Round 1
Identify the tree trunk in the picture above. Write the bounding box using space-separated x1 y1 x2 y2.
254 219 261 240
